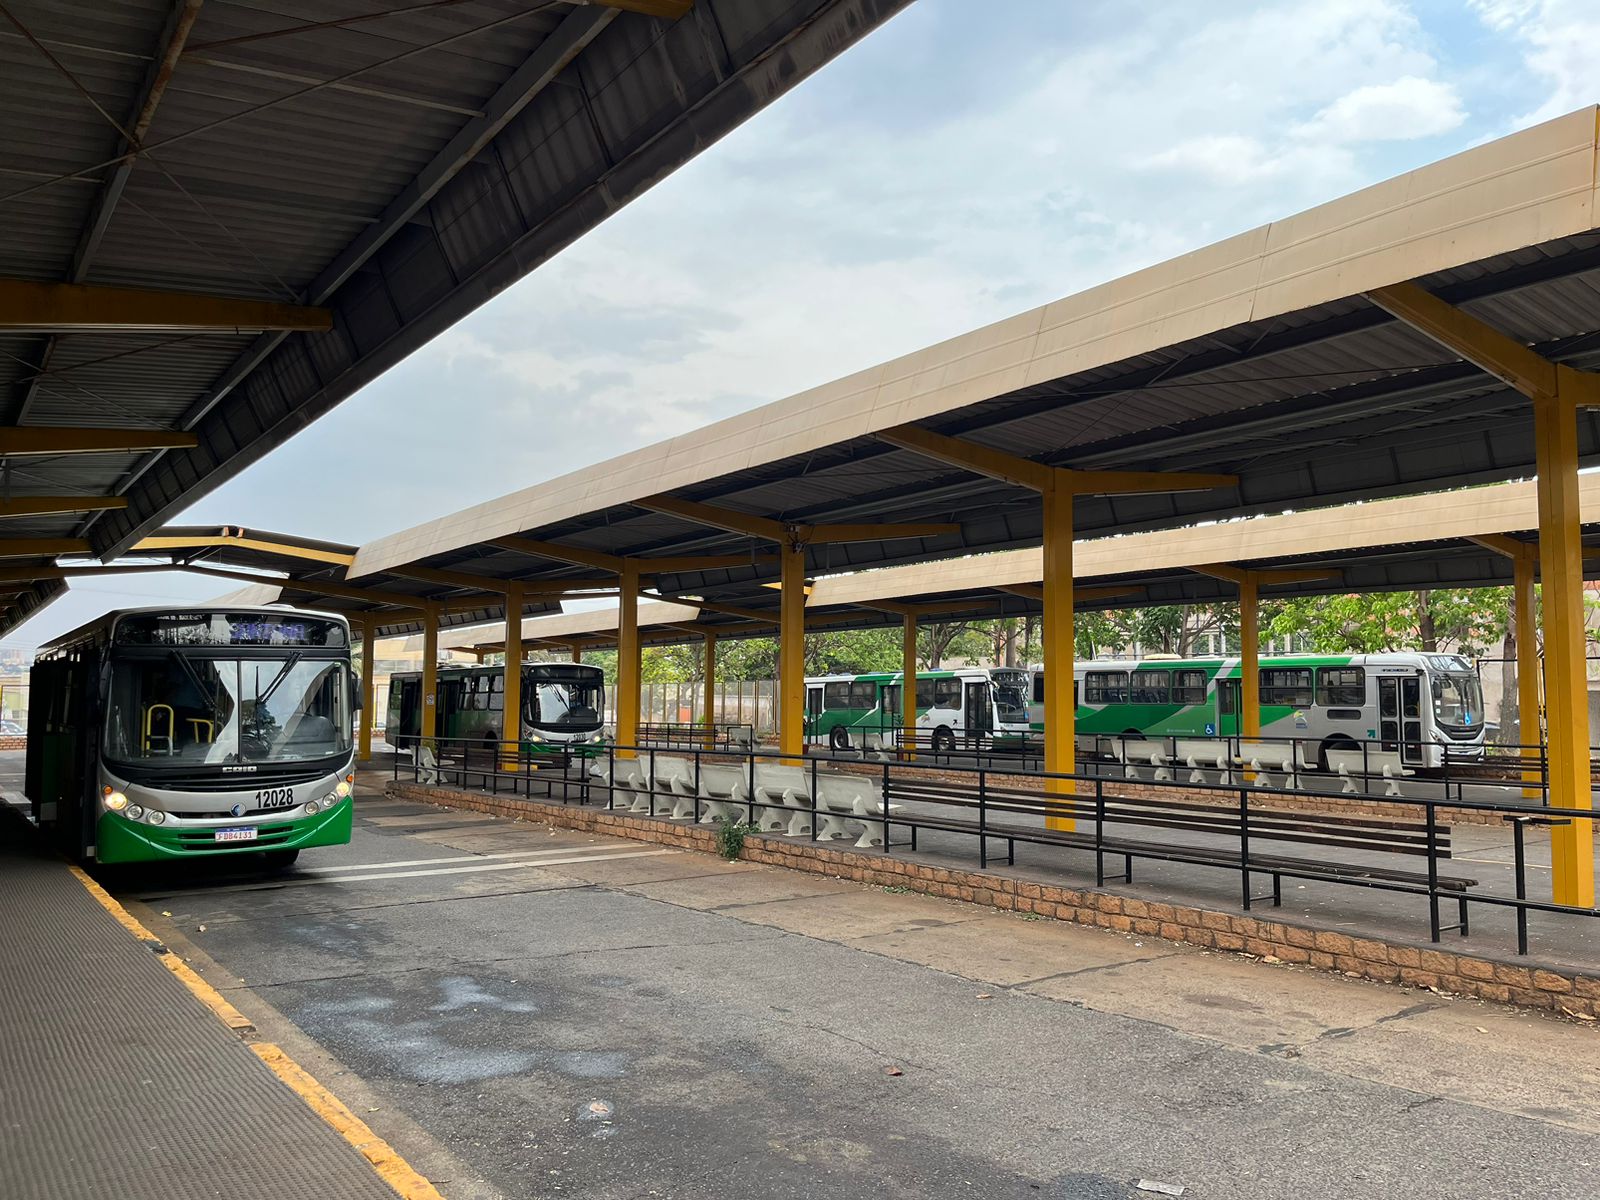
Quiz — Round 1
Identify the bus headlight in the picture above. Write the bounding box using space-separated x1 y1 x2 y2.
104 790 128 811
146 810 166 825
305 798 321 815
126 804 144 821
334 779 352 798
529 732 546 744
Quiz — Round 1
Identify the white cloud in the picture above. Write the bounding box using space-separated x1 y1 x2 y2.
1469 0 1600 128
1297 76 1467 143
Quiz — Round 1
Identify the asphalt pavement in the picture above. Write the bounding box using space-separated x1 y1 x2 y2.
84 763 1600 1200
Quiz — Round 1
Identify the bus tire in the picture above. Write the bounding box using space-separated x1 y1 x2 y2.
829 725 851 752
261 849 299 872
1317 736 1357 772
932 727 955 754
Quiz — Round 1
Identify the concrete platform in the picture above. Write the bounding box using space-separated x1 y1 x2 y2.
0 810 398 1200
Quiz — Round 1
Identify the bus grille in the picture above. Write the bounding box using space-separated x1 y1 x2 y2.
117 765 333 792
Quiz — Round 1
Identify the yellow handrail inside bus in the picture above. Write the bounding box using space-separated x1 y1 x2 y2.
143 704 175 755
187 718 214 744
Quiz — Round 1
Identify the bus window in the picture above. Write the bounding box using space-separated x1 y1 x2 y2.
1172 670 1207 705
1217 680 1236 714
806 685 823 715
1317 667 1365 707
1261 668 1313 707
917 678 961 708
880 684 901 721
1084 671 1128 704
1130 669 1170 704
1032 673 1045 703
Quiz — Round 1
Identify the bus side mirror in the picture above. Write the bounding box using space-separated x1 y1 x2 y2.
349 675 362 713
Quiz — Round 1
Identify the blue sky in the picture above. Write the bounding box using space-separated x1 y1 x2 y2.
15 0 1597 647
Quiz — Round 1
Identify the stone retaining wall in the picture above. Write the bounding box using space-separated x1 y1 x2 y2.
388 779 1599 1018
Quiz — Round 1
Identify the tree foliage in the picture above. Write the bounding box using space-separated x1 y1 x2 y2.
1265 588 1511 656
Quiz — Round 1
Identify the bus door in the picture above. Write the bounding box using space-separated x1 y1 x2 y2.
964 680 990 744
1216 678 1241 737
805 684 823 742
397 677 421 744
1378 675 1425 764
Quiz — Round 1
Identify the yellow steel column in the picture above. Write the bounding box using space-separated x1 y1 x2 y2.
702 632 717 733
357 617 375 762
902 613 918 758
420 602 439 746
1042 480 1075 830
1239 576 1261 742
501 585 523 770
779 542 806 759
570 642 583 664
616 562 640 754
1535 392 1594 906
1513 552 1542 799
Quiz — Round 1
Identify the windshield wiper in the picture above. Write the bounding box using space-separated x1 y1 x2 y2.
253 652 303 709
169 651 226 718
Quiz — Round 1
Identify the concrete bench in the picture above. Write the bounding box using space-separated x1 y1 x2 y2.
1237 740 1300 790
641 754 698 819
1326 747 1416 797
1112 740 1174 782
1175 738 1232 786
752 764 811 834
697 763 751 825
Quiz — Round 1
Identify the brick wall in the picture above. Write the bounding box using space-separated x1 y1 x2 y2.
388 780 1599 1018
0 735 25 751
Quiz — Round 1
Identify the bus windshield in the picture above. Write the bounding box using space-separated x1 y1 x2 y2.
993 678 1031 724
527 676 604 729
1432 671 1484 731
105 653 350 766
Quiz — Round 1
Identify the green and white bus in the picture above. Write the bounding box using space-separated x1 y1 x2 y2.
27 606 357 868
1033 652 1486 769
804 666 1034 752
386 662 607 756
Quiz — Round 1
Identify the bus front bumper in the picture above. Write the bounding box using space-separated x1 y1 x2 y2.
95 797 354 864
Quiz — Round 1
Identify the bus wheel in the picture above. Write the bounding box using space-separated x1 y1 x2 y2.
932 727 955 754
1317 736 1357 772
829 725 851 752
260 849 299 872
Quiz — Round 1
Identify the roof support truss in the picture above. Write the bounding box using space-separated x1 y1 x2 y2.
0 427 198 456
637 495 958 548
0 495 127 518
1366 282 1600 406
0 280 332 332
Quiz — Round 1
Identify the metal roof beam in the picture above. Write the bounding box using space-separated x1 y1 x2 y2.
637 495 958 547
1366 282 1600 406
1468 533 1536 562
593 1 694 16
0 538 92 558
305 5 617 307
0 426 198 456
0 495 127 518
134 532 353 566
1192 564 1340 586
0 281 332 333
877 425 1236 496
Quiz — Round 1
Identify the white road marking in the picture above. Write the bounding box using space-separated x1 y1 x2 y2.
123 848 678 900
304 845 630 874
301 849 677 885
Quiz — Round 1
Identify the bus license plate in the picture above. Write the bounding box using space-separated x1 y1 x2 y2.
214 827 258 844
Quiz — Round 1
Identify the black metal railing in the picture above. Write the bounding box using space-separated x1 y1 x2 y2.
391 735 1600 959
637 722 754 752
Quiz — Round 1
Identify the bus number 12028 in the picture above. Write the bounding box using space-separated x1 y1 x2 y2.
255 788 295 809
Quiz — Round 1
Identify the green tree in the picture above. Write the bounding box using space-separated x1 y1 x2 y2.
1266 588 1511 655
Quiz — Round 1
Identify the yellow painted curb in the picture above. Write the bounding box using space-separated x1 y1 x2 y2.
253 1044 445 1200
66 863 442 1200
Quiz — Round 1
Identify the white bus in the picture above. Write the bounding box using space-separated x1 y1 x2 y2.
804 666 1034 752
1028 651 1487 769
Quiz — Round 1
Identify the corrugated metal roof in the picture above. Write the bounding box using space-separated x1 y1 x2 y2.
0 0 912 635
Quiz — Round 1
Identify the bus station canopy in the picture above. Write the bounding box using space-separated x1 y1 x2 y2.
342 108 1600 623
421 474 1600 655
0 0 907 634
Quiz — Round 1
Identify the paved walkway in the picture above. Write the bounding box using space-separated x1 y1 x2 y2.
0 810 398 1200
